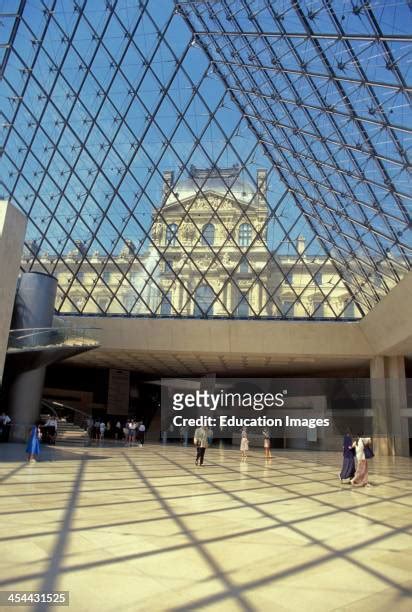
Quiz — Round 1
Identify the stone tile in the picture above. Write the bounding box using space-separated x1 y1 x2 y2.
0 443 411 611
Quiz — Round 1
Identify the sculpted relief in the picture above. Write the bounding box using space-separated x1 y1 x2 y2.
151 222 163 243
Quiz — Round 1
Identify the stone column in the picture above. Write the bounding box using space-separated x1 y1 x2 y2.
370 355 409 456
370 356 393 456
386 356 409 457
0 201 27 387
6 272 57 441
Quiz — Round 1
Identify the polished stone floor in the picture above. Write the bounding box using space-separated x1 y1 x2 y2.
0 442 411 612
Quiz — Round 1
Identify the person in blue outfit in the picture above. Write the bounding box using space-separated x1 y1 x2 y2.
339 430 355 482
26 422 42 462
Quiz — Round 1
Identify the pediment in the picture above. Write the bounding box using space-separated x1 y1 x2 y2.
159 190 258 215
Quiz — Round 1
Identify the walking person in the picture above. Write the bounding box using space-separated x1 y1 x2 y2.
263 428 271 460
240 429 249 461
115 420 122 441
138 421 146 446
126 419 135 446
351 434 373 487
194 425 208 466
99 421 106 442
0 412 12 442
86 417 94 441
45 415 58 445
26 422 42 462
93 419 100 442
339 430 355 482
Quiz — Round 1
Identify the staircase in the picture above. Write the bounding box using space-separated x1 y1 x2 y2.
40 414 86 446
56 421 87 446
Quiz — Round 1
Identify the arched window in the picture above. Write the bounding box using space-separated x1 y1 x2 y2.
239 223 252 247
194 284 214 317
202 223 215 246
166 223 178 246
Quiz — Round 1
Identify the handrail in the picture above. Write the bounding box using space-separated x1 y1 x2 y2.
42 399 91 422
7 326 100 350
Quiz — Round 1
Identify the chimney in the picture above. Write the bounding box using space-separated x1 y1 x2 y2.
297 235 305 254
163 170 174 198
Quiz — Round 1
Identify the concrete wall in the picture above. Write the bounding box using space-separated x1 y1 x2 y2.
60 272 412 362
62 316 373 358
0 201 27 386
359 271 412 356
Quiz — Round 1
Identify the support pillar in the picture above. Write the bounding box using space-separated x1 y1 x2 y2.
386 356 409 457
370 355 409 457
0 201 27 387
6 272 57 441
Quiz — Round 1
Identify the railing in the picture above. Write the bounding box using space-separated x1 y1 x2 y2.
42 399 90 429
7 327 100 351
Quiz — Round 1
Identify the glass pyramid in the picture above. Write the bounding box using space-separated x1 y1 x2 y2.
1 0 410 319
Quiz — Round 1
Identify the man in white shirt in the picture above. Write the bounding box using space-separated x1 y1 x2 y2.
194 426 208 466
45 415 58 444
0 413 11 442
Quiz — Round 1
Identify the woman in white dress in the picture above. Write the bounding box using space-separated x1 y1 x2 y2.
351 435 372 487
263 429 271 460
240 429 249 461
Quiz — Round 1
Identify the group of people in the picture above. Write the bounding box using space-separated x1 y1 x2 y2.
340 431 373 487
86 418 146 445
193 426 272 466
23 418 374 482
193 426 374 486
125 419 146 446
86 418 109 442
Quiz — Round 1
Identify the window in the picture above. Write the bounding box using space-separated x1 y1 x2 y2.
129 271 140 285
373 273 383 288
286 271 293 285
160 292 172 316
239 257 249 273
236 292 249 317
97 297 109 311
194 284 214 317
343 301 355 318
164 258 173 272
280 301 293 317
239 223 252 246
202 223 215 246
312 301 324 317
123 294 135 312
314 271 323 286
166 223 178 246
102 269 111 284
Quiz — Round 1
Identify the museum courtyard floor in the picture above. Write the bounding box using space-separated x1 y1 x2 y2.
0 443 411 612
